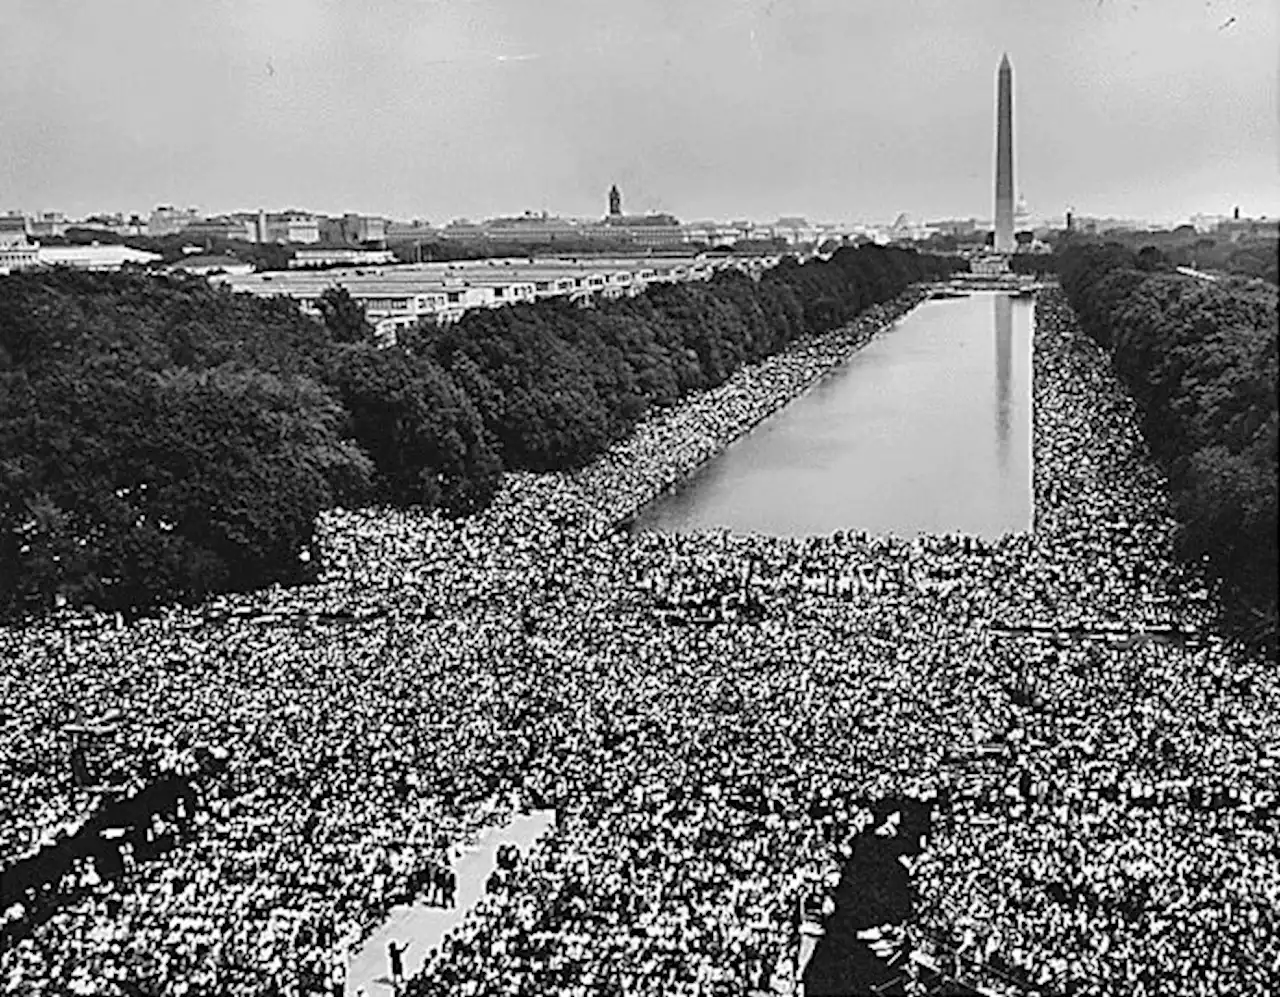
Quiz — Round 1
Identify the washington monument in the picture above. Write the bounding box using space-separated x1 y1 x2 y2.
994 53 1014 253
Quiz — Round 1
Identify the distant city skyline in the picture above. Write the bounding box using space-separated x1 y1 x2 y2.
2 0 1275 224
12 195 1233 234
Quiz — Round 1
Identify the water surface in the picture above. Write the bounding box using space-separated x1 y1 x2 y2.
634 293 1033 538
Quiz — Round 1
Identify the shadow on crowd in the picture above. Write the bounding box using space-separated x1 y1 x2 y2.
801 770 1277 997
803 797 980 996
0 749 227 946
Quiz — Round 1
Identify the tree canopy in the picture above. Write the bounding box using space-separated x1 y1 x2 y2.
0 246 960 619
1058 243 1278 650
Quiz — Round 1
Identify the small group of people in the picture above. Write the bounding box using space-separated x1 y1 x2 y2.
411 859 458 910
1 284 1275 996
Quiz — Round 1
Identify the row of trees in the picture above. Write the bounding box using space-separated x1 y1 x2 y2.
0 246 960 619
1058 244 1278 649
1054 227 1279 286
408 247 960 472
0 271 373 616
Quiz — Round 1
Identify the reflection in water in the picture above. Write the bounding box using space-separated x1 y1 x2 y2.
994 293 1013 469
633 293 1032 538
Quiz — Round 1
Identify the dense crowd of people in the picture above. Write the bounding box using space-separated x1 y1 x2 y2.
2 286 1275 996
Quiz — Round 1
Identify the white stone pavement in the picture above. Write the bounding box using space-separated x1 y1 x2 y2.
345 809 556 996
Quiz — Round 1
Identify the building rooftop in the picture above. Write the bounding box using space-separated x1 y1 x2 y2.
603 214 681 228
167 255 248 270
39 245 161 266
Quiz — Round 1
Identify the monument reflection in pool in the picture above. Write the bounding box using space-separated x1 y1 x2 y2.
633 293 1033 539
995 291 1014 473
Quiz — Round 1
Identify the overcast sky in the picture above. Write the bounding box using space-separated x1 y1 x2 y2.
1 0 1275 224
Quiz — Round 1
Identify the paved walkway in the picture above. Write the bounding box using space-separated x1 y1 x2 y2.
1174 265 1219 283
346 809 556 996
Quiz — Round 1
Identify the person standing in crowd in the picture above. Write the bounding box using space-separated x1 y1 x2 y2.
440 865 457 908
387 939 407 992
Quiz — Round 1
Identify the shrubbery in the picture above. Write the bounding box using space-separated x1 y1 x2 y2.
1058 244 1278 648
0 246 959 618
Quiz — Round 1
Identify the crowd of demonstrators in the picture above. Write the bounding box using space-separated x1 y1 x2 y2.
904 292 1280 996
1 750 220 940
634 547 772 626
567 292 929 539
0 287 926 996
401 288 1276 997
1 284 1276 997
0 542 582 995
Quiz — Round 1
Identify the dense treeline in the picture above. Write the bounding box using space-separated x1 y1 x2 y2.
1009 254 1058 277
0 246 959 619
1058 244 1278 649
1 274 368 616
411 246 961 470
1131 233 1277 286
1060 228 1279 286
0 272 493 617
1213 240 1279 285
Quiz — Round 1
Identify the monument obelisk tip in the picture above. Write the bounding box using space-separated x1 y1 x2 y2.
994 54 1015 253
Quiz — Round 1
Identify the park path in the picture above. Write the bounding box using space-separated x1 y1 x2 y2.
346 809 556 996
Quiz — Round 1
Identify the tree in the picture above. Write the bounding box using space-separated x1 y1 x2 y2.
1058 243 1278 651
1136 246 1167 271
328 345 501 514
0 248 963 619
0 359 370 616
317 286 373 344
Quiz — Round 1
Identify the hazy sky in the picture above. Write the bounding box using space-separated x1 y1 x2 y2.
1 0 1275 224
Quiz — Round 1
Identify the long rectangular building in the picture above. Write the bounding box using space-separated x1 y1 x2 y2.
214 254 780 340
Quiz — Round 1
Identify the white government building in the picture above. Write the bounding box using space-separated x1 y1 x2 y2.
214 254 782 340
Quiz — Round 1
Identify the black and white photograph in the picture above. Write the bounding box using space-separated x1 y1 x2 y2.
1 1 1277 994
